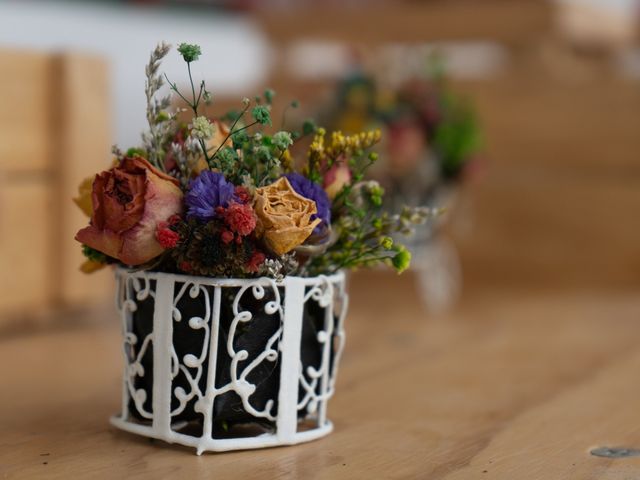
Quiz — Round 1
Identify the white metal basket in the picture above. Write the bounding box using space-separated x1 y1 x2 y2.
111 268 348 454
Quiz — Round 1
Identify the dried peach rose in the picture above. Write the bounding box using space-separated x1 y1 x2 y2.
254 177 321 255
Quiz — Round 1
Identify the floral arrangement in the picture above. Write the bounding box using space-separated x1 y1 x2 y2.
325 71 483 200
384 77 482 183
74 43 433 279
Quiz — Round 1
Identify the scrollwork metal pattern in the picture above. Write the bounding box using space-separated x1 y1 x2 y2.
297 276 348 421
111 268 347 454
169 281 211 417
116 272 156 419
171 279 284 423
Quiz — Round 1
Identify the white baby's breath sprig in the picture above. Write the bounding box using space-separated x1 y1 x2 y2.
258 254 299 282
189 116 215 140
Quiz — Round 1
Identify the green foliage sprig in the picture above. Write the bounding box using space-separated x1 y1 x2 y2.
433 93 481 179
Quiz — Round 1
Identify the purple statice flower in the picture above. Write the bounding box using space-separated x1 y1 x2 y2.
185 171 236 221
284 173 331 235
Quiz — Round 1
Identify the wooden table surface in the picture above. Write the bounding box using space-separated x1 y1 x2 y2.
1 273 640 479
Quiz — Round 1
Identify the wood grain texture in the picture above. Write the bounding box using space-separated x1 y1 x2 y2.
450 73 640 290
0 180 53 318
0 50 112 325
0 49 54 173
258 0 552 46
53 53 113 308
1 273 640 479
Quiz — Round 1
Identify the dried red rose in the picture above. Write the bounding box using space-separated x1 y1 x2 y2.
75 156 183 265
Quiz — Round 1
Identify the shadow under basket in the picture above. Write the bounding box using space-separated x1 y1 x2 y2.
111 267 348 454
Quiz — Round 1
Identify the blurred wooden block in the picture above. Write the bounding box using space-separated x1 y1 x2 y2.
449 73 640 290
54 54 113 307
0 50 112 330
556 0 638 49
0 50 53 172
456 76 640 172
0 179 53 314
258 0 553 46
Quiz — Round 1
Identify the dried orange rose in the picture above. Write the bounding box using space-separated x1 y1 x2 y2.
254 177 321 255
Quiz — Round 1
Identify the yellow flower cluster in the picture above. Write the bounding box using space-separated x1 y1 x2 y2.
307 128 326 178
326 129 382 158
307 127 381 177
308 128 326 156
280 148 293 172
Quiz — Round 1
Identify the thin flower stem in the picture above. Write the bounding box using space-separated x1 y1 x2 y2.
199 138 212 167
210 117 259 164
209 103 250 160
165 80 194 112
231 120 259 134
184 62 213 166
280 104 291 129
330 248 389 274
187 62 198 114
165 68 215 168
196 80 205 106
163 73 198 118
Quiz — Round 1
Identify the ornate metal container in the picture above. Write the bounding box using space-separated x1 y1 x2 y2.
111 268 348 454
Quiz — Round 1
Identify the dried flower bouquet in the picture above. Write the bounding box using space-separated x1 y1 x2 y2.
74 42 433 279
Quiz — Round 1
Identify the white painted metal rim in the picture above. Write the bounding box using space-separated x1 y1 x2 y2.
110 416 334 455
115 266 346 287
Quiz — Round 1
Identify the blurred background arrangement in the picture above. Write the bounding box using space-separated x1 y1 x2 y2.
1 0 640 475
